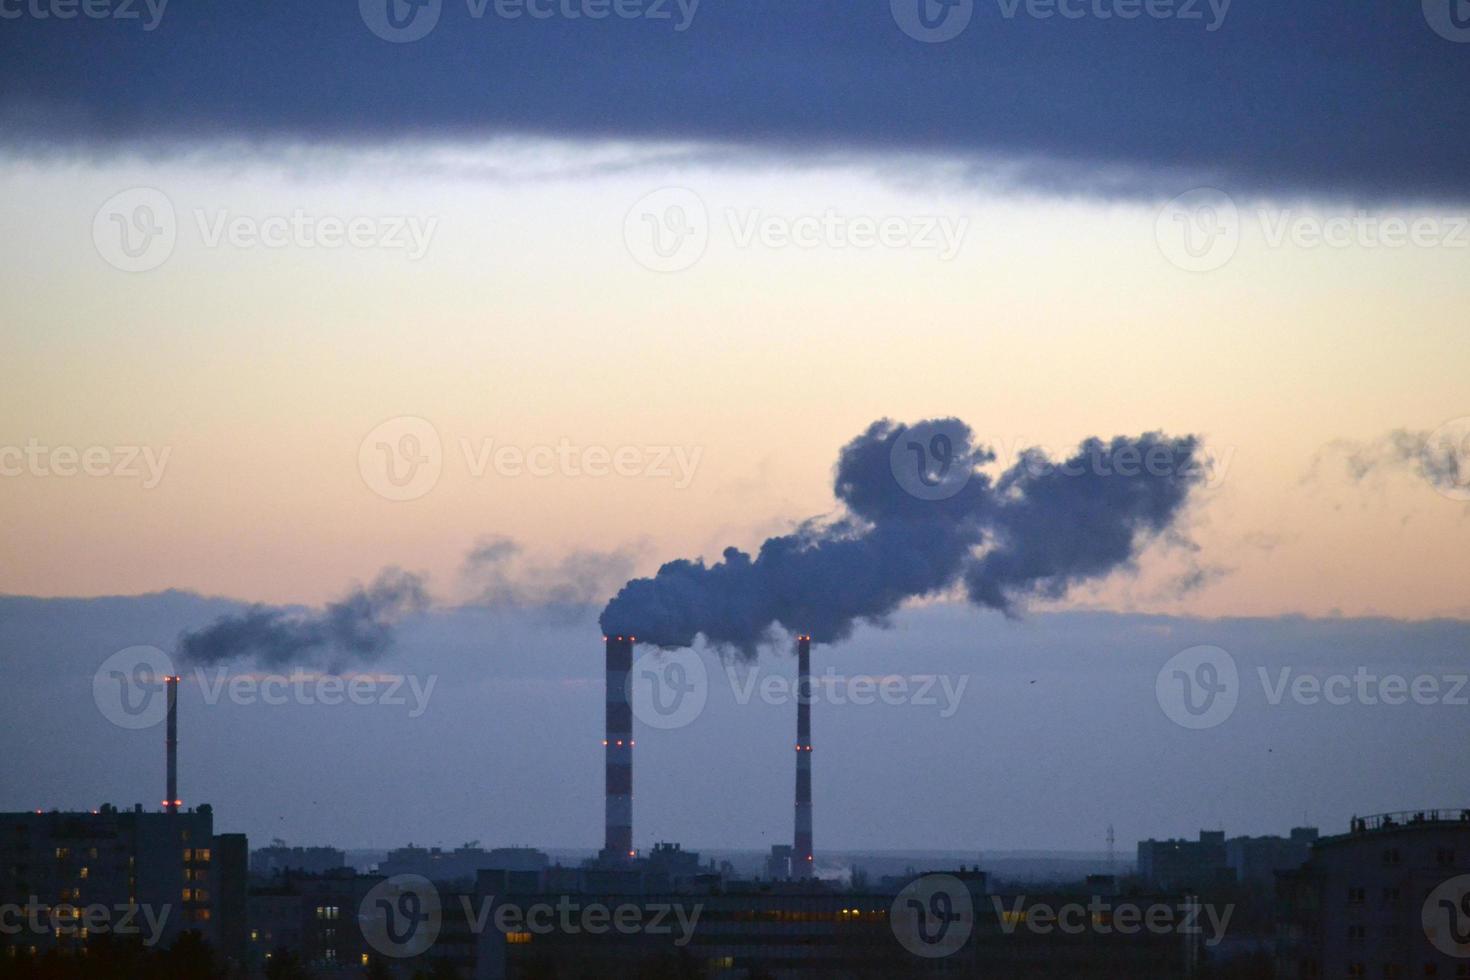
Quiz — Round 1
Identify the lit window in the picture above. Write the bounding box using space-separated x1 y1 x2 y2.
79 867 89 879
182 889 192 902
506 932 533 945
183 849 192 862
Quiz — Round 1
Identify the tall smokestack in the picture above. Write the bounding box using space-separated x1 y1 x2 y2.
794 635 813 877
165 675 180 814
604 636 634 862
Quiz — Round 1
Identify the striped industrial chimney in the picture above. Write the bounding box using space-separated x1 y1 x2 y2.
604 636 634 862
794 634 814 876
164 675 180 814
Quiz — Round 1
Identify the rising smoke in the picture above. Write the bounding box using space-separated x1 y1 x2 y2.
462 535 644 612
177 568 428 672
1324 427 1470 497
600 419 1205 654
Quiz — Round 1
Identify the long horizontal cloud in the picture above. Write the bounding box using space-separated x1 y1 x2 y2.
3 1 1469 200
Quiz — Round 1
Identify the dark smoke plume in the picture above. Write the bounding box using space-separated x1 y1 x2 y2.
177 568 428 672
600 419 1204 654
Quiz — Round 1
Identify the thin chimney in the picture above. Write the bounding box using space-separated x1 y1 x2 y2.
604 636 634 861
795 634 814 876
165 675 180 814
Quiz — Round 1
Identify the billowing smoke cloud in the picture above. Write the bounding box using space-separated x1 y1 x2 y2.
177 568 428 672
600 419 1204 654
1325 427 1470 498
